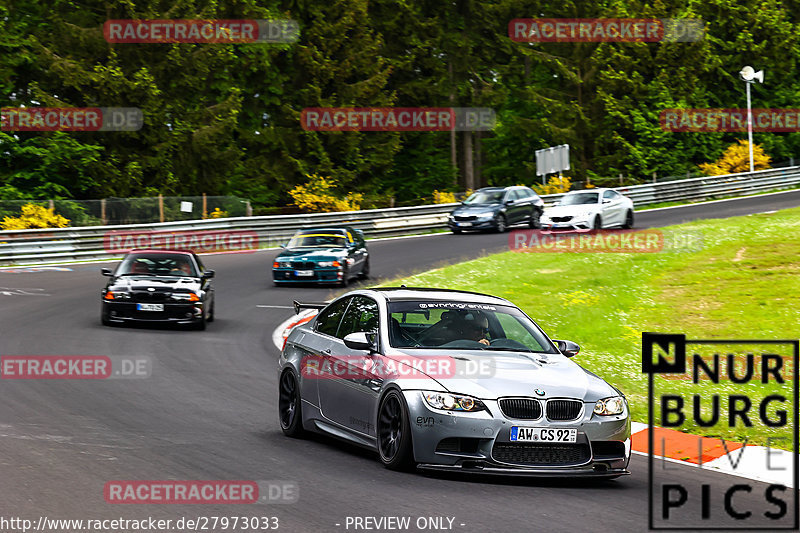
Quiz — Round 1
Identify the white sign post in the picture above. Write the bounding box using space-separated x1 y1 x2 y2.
535 144 570 184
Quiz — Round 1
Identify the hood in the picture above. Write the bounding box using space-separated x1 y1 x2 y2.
277 248 346 260
544 204 598 217
453 204 500 215
108 276 202 292
388 349 616 402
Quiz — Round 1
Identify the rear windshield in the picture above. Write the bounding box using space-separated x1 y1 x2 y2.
387 301 557 352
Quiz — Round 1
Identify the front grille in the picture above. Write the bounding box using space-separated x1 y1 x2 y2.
291 261 315 269
131 291 169 303
550 216 573 222
454 215 477 221
492 442 591 466
546 400 583 421
499 398 542 420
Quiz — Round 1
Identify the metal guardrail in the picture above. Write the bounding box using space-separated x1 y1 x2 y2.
1 166 799 266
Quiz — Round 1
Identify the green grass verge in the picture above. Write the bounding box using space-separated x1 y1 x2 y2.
382 207 800 447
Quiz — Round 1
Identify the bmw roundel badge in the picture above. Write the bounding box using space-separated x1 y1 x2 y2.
534 388 545 396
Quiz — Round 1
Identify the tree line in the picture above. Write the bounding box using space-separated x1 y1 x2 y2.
2 0 799 210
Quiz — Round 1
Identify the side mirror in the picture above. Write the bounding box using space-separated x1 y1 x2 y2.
101 267 113 277
602 198 612 204
279 243 287 249
554 339 580 357
202 269 215 279
505 199 515 205
344 332 376 352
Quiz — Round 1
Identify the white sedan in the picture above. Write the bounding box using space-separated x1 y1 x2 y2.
541 188 634 231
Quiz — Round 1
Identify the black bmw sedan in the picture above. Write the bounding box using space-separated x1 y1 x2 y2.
100 249 215 330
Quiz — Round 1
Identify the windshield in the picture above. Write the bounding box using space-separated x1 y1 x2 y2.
463 191 504 205
117 254 197 277
560 192 599 206
388 301 557 352
287 233 347 248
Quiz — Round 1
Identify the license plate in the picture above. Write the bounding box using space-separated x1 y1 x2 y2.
510 427 577 443
137 303 164 312
294 270 314 277
457 222 472 227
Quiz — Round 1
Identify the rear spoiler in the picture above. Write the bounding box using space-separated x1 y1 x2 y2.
293 300 328 315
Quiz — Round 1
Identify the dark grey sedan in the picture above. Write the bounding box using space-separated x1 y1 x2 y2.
448 186 545 233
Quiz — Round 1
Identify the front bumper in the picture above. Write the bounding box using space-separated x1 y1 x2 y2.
541 218 592 231
448 219 496 231
102 300 203 324
272 267 343 284
403 391 631 477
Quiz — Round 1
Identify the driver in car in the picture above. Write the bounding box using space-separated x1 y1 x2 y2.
459 312 490 346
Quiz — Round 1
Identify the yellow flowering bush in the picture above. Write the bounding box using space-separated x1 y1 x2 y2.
1 204 70 230
208 207 229 219
533 175 572 195
432 190 457 204
289 173 363 213
700 140 771 176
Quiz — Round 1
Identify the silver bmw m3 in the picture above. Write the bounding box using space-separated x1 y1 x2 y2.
278 287 631 477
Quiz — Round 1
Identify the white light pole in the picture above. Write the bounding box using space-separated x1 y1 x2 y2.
739 66 764 173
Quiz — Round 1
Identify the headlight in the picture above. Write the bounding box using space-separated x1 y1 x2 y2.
476 212 494 220
104 291 130 300
423 392 486 412
171 293 201 302
594 396 626 416
273 261 292 269
447 214 454 220
317 261 341 268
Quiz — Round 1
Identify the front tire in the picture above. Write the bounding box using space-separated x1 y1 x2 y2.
529 209 542 229
494 214 507 233
339 267 349 287
377 390 415 470
622 210 634 229
593 216 602 230
451 227 462 235
279 370 305 437
359 258 370 279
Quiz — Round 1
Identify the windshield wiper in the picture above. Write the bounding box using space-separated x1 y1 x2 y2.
119 273 154 276
480 346 547 353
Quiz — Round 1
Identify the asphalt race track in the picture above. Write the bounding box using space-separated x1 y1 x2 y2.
1 190 799 533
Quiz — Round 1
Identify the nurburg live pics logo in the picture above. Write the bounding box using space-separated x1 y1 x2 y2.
642 332 799 530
